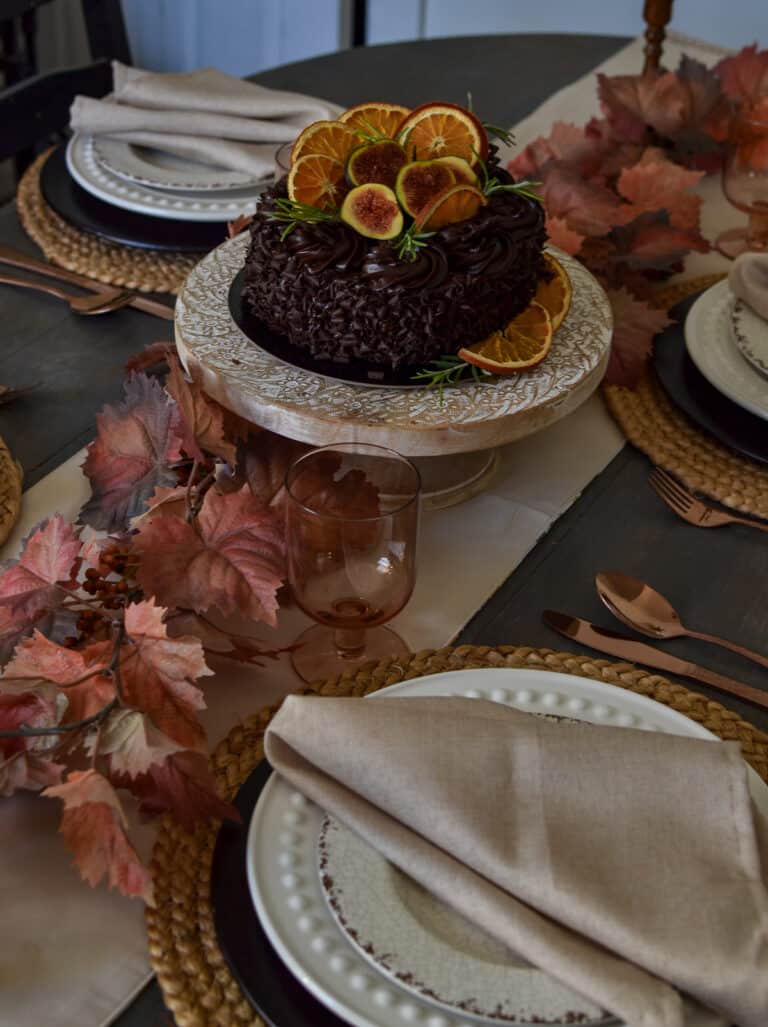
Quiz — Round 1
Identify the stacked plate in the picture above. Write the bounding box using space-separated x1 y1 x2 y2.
214 668 768 1027
653 280 768 466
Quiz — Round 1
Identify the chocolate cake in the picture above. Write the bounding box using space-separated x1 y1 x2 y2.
242 158 547 370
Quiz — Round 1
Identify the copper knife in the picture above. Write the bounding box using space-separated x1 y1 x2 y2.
0 244 175 321
543 609 768 710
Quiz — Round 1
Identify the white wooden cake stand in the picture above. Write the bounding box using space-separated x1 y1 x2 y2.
175 234 612 509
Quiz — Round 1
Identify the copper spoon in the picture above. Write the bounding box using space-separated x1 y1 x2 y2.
596 571 768 671
0 273 136 315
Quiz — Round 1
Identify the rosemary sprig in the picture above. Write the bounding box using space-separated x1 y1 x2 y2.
395 223 435 262
411 355 492 401
351 115 391 145
269 197 339 240
473 149 542 203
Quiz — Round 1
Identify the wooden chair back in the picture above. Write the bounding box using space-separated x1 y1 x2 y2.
642 0 675 74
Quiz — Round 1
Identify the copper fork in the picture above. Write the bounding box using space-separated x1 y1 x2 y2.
649 466 768 533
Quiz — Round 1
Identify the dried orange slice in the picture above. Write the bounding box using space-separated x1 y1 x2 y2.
291 120 357 164
416 183 486 231
397 102 488 165
458 302 553 374
533 253 572 331
338 102 411 139
287 154 347 210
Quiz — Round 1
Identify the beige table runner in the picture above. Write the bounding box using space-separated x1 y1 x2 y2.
0 32 734 1027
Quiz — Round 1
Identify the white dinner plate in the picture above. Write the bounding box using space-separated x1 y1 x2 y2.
91 136 266 191
66 135 263 222
246 667 768 1027
685 279 768 420
731 297 768 379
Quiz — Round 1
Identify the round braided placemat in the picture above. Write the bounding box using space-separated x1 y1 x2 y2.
146 645 768 1027
15 151 198 295
603 274 768 519
0 435 22 548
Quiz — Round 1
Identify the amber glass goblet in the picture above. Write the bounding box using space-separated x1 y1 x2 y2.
716 112 768 259
285 443 420 683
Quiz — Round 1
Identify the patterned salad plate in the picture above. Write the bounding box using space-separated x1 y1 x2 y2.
246 668 768 1027
175 233 613 457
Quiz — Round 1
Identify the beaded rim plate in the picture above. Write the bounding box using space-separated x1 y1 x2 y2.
66 135 263 222
731 298 768 380
246 667 768 1027
92 136 266 191
685 280 768 421
175 235 613 455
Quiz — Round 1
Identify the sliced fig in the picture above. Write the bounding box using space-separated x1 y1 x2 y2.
395 160 456 218
341 183 404 239
435 155 479 186
346 140 408 188
415 183 487 232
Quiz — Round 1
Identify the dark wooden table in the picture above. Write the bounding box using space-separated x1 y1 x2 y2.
1 32 764 1027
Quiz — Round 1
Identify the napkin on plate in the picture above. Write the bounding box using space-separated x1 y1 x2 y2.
265 695 768 1027
69 61 338 178
729 252 768 321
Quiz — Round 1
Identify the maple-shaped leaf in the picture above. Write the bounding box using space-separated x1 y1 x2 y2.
92 709 182 777
134 486 286 627
125 341 173 375
130 485 188 528
244 431 309 509
545 216 585 255
0 607 32 667
0 688 60 759
165 354 239 465
598 69 687 142
540 164 627 237
0 515 81 620
611 211 709 272
79 373 184 532
616 149 705 230
43 769 153 902
120 750 240 832
3 630 115 723
509 121 606 179
715 45 768 103
117 599 212 752
0 750 64 797
605 287 672 386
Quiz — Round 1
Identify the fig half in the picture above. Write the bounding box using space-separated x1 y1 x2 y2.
395 160 456 218
346 140 408 189
340 183 404 239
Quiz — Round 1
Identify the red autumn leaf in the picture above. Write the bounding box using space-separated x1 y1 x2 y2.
599 70 685 141
508 121 606 179
0 688 60 759
616 149 705 230
92 709 182 777
134 486 286 627
80 373 184 532
540 165 626 237
0 750 64 797
125 341 173 375
130 485 188 528
0 606 33 667
612 211 709 271
165 354 238 465
3 631 115 723
605 287 672 387
43 769 153 902
117 599 211 752
715 45 768 103
545 216 585 255
244 431 309 509
0 515 81 620
121 750 240 832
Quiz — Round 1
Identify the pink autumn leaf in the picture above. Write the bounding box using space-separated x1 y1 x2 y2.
165 354 238 465
545 216 585 255
616 149 705 230
612 213 709 271
508 121 604 179
715 44 768 103
0 516 81 621
540 165 627 237
598 70 687 141
605 288 672 387
244 431 309 509
115 599 212 752
79 373 184 532
134 486 286 627
92 709 182 778
0 751 64 797
43 769 154 903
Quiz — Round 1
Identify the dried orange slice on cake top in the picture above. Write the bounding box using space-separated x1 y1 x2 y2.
291 120 356 164
458 302 553 374
338 102 411 139
397 102 489 165
287 155 347 209
533 253 572 331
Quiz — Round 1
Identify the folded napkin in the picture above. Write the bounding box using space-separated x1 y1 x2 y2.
70 61 338 178
265 695 768 1027
729 252 768 321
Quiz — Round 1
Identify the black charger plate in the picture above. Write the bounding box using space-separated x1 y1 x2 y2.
229 269 424 388
652 292 768 467
40 146 228 253
211 760 347 1027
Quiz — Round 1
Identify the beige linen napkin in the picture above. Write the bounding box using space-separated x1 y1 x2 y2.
264 695 768 1027
70 61 338 178
729 253 768 321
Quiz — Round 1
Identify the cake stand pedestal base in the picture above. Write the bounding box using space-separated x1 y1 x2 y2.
413 449 500 510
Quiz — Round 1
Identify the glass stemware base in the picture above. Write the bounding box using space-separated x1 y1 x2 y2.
290 623 411 683
715 225 768 260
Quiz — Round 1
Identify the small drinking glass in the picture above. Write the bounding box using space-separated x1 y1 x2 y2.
274 141 293 179
285 443 420 683
716 111 768 259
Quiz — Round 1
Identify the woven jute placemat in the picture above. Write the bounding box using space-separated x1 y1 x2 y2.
146 644 768 1027
603 274 768 520
0 435 22 548
15 151 198 295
